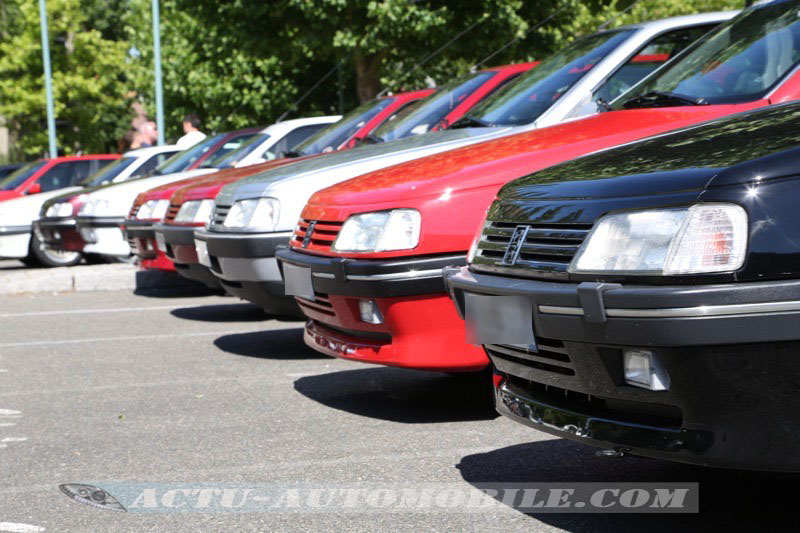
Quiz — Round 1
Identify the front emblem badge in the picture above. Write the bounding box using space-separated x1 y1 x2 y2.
302 221 317 248
501 225 530 266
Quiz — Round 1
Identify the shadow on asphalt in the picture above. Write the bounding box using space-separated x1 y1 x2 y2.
293 367 498 424
456 439 800 529
214 327 326 360
171 303 267 322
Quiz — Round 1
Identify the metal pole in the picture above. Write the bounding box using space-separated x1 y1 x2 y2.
38 0 57 157
152 0 165 146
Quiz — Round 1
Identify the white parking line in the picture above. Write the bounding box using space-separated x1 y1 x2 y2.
0 331 236 348
0 522 45 532
0 305 178 318
0 409 21 417
1 438 27 443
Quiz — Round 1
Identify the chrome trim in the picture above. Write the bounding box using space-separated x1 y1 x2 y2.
312 272 335 279
346 268 443 282
539 299 800 318
539 305 586 316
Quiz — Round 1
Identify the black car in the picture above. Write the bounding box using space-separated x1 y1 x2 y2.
445 101 800 471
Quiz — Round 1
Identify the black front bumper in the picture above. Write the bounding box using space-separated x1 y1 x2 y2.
445 266 800 471
121 219 155 240
35 218 75 245
195 229 291 260
276 246 466 298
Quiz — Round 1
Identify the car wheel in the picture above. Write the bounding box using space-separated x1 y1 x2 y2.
28 233 81 268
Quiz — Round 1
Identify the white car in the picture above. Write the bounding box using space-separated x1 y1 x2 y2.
204 116 342 170
195 12 736 311
77 117 340 259
0 145 180 267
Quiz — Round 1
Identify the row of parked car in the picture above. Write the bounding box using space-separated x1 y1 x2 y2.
4 1 800 471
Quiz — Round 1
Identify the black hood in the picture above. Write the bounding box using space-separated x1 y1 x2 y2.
498 101 800 202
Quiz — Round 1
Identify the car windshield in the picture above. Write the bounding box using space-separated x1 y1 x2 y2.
294 98 395 154
198 134 258 169
152 134 225 175
0 160 46 190
200 134 271 169
77 157 138 187
372 71 495 142
461 30 633 127
616 1 800 109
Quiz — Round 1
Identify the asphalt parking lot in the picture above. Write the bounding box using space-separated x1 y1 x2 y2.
0 288 794 531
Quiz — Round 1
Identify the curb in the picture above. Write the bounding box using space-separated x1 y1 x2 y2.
0 263 205 295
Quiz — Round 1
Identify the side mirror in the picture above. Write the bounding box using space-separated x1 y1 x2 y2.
26 182 42 195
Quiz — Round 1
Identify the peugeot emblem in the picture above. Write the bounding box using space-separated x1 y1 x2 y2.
302 221 317 248
501 225 530 266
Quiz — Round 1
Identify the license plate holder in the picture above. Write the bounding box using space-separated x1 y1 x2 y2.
283 263 315 301
195 238 210 267
464 293 536 349
155 232 167 253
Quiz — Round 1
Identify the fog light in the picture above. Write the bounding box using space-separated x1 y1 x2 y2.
358 300 383 324
623 350 669 391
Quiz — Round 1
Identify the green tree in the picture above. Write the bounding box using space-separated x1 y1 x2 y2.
0 0 133 157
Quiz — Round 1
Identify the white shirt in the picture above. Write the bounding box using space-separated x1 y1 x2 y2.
176 130 206 149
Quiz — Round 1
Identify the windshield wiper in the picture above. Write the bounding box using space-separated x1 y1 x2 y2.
621 91 708 110
450 115 494 129
280 150 305 158
357 134 384 146
596 98 613 112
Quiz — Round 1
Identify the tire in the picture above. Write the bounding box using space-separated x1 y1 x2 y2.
28 233 81 268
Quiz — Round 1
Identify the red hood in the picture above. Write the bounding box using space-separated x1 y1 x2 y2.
307 104 764 211
170 155 315 205
300 103 767 259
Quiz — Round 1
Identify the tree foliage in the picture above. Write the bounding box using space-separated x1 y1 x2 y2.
0 0 132 157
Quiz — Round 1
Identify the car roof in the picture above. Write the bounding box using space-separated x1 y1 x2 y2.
260 115 342 135
123 144 180 158
617 10 739 32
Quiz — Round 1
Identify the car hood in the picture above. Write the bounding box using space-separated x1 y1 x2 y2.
216 127 510 203
0 187 82 225
174 156 309 204
83 169 216 215
308 105 757 209
498 101 800 202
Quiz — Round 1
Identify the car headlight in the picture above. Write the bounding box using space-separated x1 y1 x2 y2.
174 199 214 224
332 209 421 252
223 198 280 230
136 200 169 220
45 202 73 218
569 204 748 275
78 199 110 217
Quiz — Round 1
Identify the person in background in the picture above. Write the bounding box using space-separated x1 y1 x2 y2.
176 113 206 148
137 121 158 148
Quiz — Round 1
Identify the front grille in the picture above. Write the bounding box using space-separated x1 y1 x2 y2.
486 339 574 376
164 203 181 223
211 204 231 227
291 219 344 253
128 202 142 219
295 291 335 316
472 221 592 279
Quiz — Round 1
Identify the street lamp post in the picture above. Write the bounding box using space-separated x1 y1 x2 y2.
37 0 57 157
152 0 165 146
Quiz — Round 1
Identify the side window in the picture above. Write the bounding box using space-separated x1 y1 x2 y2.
593 25 717 105
38 162 85 192
285 124 328 150
133 152 178 178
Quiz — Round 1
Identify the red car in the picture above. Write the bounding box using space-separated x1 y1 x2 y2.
145 90 438 282
0 155 119 201
276 4 800 371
